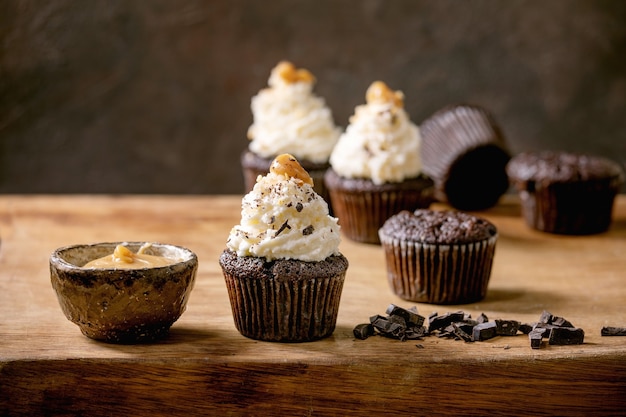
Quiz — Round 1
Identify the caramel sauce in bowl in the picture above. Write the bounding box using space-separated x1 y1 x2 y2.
50 242 198 343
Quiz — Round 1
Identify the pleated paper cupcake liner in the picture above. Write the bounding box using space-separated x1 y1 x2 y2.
222 269 346 342
419 104 510 209
517 179 621 235
328 187 434 244
379 233 498 304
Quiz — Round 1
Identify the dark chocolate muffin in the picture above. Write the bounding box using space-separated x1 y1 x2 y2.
420 104 511 210
378 209 498 304
324 169 435 244
507 151 624 235
219 249 348 342
241 149 332 206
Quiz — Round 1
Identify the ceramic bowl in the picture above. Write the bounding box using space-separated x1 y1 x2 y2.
50 242 198 343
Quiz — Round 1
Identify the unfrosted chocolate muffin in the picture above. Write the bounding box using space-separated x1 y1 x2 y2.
378 209 498 304
220 249 348 342
507 151 624 235
420 104 510 210
324 169 434 244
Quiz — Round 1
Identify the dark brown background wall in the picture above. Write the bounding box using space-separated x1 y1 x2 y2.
1 0 625 194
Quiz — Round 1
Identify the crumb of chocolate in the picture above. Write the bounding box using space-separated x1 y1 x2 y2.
275 220 291 236
302 225 314 235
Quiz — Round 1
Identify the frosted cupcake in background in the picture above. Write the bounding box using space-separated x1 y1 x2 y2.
324 81 434 244
241 61 341 206
221 154 349 342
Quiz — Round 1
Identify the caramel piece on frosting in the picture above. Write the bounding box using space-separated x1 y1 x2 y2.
366 81 404 108
270 153 314 186
273 61 315 84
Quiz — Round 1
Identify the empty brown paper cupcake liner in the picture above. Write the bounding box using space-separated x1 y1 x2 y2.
379 233 497 304
420 104 510 209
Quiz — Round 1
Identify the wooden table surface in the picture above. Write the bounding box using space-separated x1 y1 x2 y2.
1 194 625 416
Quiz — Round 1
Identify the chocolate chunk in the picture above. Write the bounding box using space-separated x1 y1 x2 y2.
452 323 474 342
495 319 521 336
428 311 465 332
518 323 533 334
477 313 489 324
548 327 584 345
370 315 405 339
551 316 574 328
353 323 374 340
529 329 545 349
601 326 626 336
386 304 425 327
404 326 427 340
538 311 575 328
473 322 497 341
538 310 553 325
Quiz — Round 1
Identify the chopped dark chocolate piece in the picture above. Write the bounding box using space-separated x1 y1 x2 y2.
388 314 408 326
518 323 533 334
529 329 544 349
386 304 426 327
551 316 574 328
548 327 584 345
601 326 626 336
538 310 553 325
454 322 475 335
452 323 474 342
495 319 521 336
353 323 375 340
477 313 489 324
473 322 497 341
404 326 427 340
428 311 465 332
531 325 552 338
538 310 575 328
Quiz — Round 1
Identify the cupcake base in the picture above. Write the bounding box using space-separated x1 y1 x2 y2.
507 151 625 235
324 169 434 244
219 250 348 342
517 180 620 235
379 232 497 304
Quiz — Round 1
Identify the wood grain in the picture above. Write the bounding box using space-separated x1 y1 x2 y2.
1 194 626 416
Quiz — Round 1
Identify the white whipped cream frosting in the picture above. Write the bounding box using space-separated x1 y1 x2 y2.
247 62 341 163
329 81 422 185
227 171 341 262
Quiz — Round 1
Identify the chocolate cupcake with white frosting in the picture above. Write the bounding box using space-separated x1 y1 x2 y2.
325 81 434 244
241 61 341 206
221 154 348 342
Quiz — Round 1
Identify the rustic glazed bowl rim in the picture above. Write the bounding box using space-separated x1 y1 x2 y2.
50 241 197 271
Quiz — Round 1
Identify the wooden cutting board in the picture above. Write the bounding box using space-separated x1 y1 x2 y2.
1 194 625 416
